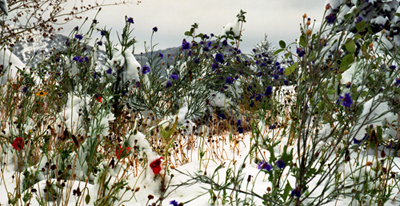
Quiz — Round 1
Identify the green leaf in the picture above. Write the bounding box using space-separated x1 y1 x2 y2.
279 40 286 49
339 54 354 72
274 48 284 56
327 89 336 95
285 52 290 59
377 126 383 142
184 31 192 36
345 40 356 53
395 13 400 18
299 35 306 48
282 181 292 201
285 62 298 76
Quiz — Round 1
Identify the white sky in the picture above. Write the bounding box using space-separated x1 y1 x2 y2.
59 0 327 54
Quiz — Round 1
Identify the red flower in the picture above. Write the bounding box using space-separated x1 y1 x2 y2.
116 145 131 159
94 94 102 103
150 157 163 175
12 137 24 151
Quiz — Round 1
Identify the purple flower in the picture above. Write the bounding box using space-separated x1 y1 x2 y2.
343 93 352 107
107 68 112 74
203 46 209 52
75 34 83 40
356 16 363 23
215 53 224 63
170 73 179 80
142 66 150 74
325 13 336 24
247 86 253 92
72 56 80 61
194 58 200 64
182 39 191 50
265 86 273 96
153 27 158 32
226 76 234 85
396 78 400 86
158 53 164 58
212 63 218 71
166 81 172 88
275 159 285 169
93 72 97 79
126 17 134 24
291 188 301 198
22 86 28 95
169 200 179 206
296 48 305 57
389 65 396 70
77 57 84 63
100 30 107 36
222 40 228 46
257 160 273 172
135 81 140 88
250 101 254 107
284 80 289 85
97 41 103 46
217 113 226 120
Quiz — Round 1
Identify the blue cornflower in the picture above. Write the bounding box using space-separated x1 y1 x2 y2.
265 86 273 96
247 86 253 92
182 39 190 50
77 57 84 63
203 46 209 52
142 66 150 74
169 200 179 206
22 86 28 95
296 48 305 57
158 53 164 58
396 78 400 86
255 94 262 101
226 76 234 85
93 72 97 79
100 30 107 36
250 101 254 107
257 160 273 172
275 62 280 67
126 17 134 24
291 188 301 198
325 13 336 24
75 34 83 40
284 80 289 85
135 81 140 88
345 82 351 88
257 71 263 77
222 39 228 46
269 124 276 129
194 58 200 64
207 41 212 47
97 41 103 46
107 68 112 74
275 159 285 169
166 81 172 88
389 65 397 70
202 34 209 39
170 73 179 80
153 27 158 32
215 53 224 63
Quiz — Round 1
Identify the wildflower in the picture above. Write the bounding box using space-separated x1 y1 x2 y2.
77 57 85 63
135 81 140 88
97 41 103 46
75 34 83 40
342 93 352 107
269 124 277 129
150 157 163 175
275 159 285 169
107 68 112 74
153 26 158 32
158 53 164 58
250 101 254 107
72 56 80 61
325 3 331 10
166 81 172 88
284 80 289 85
212 63 218 70
116 145 131 159
275 62 280 67
22 86 28 95
226 76 234 85
291 187 301 197
247 86 253 92
94 94 102 103
100 30 107 36
203 46 209 52
182 39 191 50
170 73 179 80
126 17 134 24
217 113 226 120
257 160 273 172
257 71 263 77
142 66 150 74
12 137 24 151
170 200 179 206
296 48 305 57
92 19 98 24
194 58 200 64
389 65 396 70
325 13 336 24
215 53 224 63
36 91 47 97
74 26 79 31
222 39 228 46
345 82 351 88
356 16 363 23
265 86 273 96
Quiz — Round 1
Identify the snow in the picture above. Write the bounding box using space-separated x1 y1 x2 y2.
222 20 240 37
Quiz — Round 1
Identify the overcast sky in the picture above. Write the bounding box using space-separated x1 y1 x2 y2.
60 0 327 54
